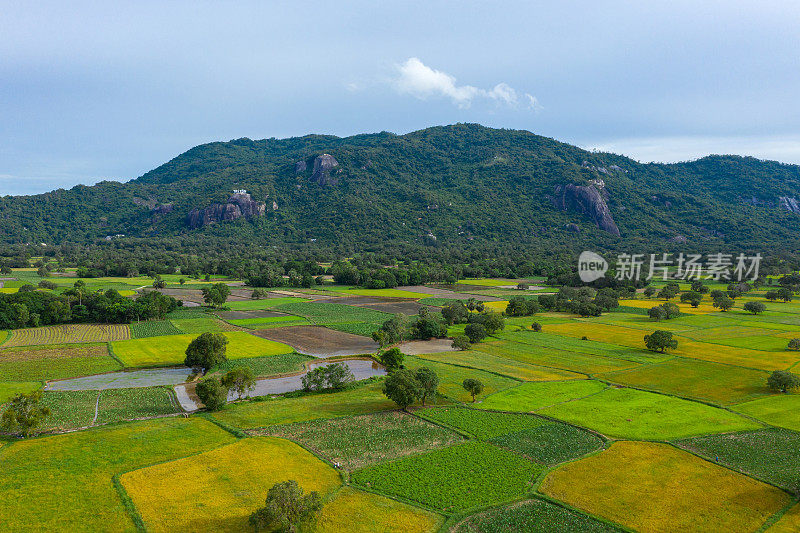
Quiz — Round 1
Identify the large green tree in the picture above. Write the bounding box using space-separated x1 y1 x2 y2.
185 332 229 374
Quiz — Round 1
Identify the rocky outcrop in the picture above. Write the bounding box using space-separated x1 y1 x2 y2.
294 160 307 174
152 203 173 215
187 192 266 229
311 154 339 186
553 184 620 236
779 196 800 214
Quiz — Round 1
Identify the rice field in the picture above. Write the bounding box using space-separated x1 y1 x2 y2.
170 317 238 333
0 343 122 381
415 350 586 381
225 297 310 311
4 324 130 347
477 380 608 412
121 438 342 532
210 380 396 429
539 441 792 533
601 358 770 405
315 487 443 533
404 356 521 402
732 394 800 432
110 331 293 367
0 417 237 531
538 386 761 439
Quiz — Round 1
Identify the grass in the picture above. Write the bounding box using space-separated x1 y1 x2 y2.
539 441 792 533
415 350 586 381
0 381 41 404
225 297 309 311
0 417 237 531
258 411 463 470
212 352 312 377
601 358 770 405
4 323 130 347
121 437 342 532
0 344 122 381
732 394 800 432
110 331 293 367
417 407 548 439
538 386 761 440
676 428 800 493
326 286 431 299
453 498 621 533
477 380 608 412
210 380 396 429
352 441 541 513
405 357 521 403
129 320 182 339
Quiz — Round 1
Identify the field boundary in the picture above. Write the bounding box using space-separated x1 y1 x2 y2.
111 473 146 533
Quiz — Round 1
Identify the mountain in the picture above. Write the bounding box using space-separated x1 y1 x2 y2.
2 123 800 254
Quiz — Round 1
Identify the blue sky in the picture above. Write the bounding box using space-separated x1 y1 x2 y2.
1 1 799 195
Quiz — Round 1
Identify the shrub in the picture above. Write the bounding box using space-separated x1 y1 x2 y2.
767 370 800 393
451 335 471 351
464 323 488 343
743 301 766 315
531 322 542 332
788 338 800 351
195 377 228 411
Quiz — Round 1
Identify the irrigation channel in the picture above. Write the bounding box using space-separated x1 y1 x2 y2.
46 358 386 412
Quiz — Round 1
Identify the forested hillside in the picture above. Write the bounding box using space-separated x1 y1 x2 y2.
2 123 800 254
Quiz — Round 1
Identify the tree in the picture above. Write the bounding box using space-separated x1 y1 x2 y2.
713 295 734 312
379 347 404 371
788 338 800 351
38 279 57 290
531 322 542 332
644 330 678 353
643 286 656 298
415 367 439 406
464 323 487 343
249 480 323 533
184 332 229 374
767 370 800 393
152 275 166 289
179 278 186 285
691 280 709 294
648 305 666 321
743 301 766 315
441 301 469 324
201 283 231 307
451 335 471 351
302 362 355 391
372 315 407 347
777 287 794 303
680 291 702 308
462 378 484 402
37 265 50 278
0 390 50 437
221 367 257 399
195 377 228 410
382 369 422 410
657 282 680 300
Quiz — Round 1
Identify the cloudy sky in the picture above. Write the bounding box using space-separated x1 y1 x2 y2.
1 1 799 195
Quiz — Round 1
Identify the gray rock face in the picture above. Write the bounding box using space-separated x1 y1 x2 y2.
669 235 688 243
187 192 266 229
553 184 620 236
295 160 307 174
311 154 339 186
779 196 800 214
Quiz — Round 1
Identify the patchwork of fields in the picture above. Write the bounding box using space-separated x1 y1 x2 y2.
1 272 800 531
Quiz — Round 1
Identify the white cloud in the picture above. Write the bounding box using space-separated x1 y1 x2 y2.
393 57 538 110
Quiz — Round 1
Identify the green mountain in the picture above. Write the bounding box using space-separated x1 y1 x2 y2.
2 123 800 253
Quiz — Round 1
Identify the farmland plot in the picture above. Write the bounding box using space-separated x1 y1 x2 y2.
0 344 121 381
4 323 130 347
540 441 791 533
454 499 621 533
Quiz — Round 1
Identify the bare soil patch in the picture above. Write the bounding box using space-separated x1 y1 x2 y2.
400 339 458 355
216 310 290 320
402 285 496 301
251 325 379 357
